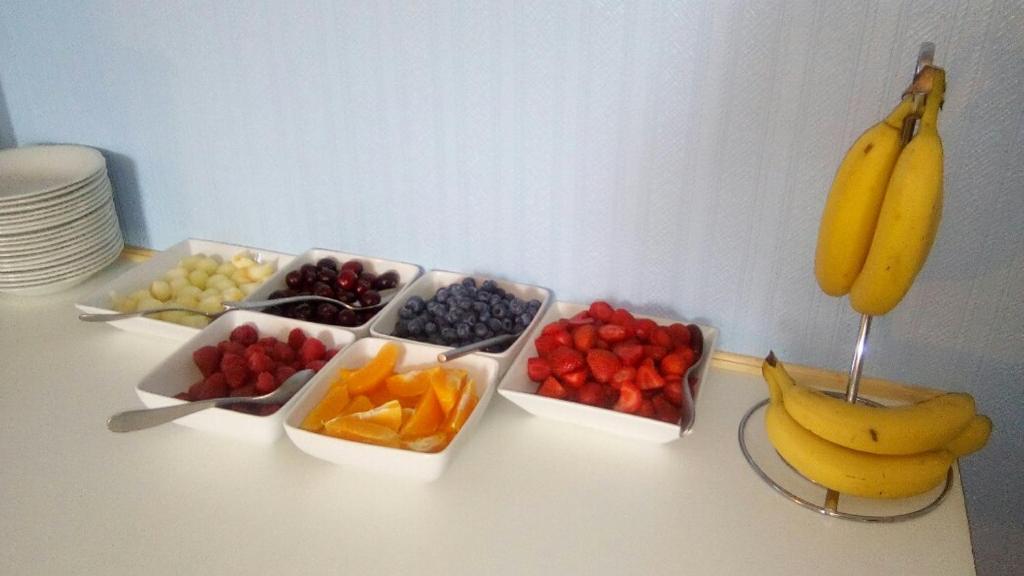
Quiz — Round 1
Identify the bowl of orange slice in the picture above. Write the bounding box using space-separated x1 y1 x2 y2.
283 338 500 480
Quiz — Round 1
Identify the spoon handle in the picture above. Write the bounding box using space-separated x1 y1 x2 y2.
78 307 215 322
107 398 233 432
437 333 518 363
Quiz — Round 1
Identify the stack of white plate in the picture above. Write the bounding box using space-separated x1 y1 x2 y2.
0 145 124 296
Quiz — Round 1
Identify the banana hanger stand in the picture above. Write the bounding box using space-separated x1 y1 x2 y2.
737 43 953 522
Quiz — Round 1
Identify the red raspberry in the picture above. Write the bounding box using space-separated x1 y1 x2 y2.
259 336 279 348
230 324 259 346
255 371 277 394
192 345 221 377
174 392 191 401
270 341 295 363
324 348 339 362
298 337 326 364
305 360 326 372
247 351 276 374
287 328 307 351
230 384 256 398
192 373 228 400
274 365 298 385
217 340 246 356
220 353 249 389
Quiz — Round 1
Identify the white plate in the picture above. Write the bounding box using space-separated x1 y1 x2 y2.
282 337 500 481
369 270 552 376
0 200 116 250
0 145 106 202
0 178 109 224
0 237 122 295
0 181 112 234
0 230 123 283
75 238 295 341
0 221 122 272
497 301 719 444
135 310 357 444
0 170 108 215
247 248 423 339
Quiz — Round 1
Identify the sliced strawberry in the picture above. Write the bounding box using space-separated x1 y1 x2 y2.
567 310 594 326
644 345 668 361
678 346 698 367
609 308 635 327
588 301 614 322
593 338 609 350
551 328 573 348
631 318 658 342
663 377 684 406
667 323 691 347
651 327 672 348
560 370 587 389
638 398 656 418
613 343 645 367
572 324 597 352
537 376 568 399
610 366 636 390
586 349 621 383
527 357 552 382
577 382 605 406
548 346 584 376
541 320 569 336
653 395 681 423
636 358 666 390
660 353 686 376
598 324 628 343
534 334 560 357
614 383 643 413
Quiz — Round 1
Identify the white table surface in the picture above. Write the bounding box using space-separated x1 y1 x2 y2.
0 258 976 575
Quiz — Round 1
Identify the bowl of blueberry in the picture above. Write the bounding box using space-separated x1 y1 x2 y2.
247 248 422 337
369 270 551 373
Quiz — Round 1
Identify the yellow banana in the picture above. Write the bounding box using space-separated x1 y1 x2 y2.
814 98 917 296
761 357 953 499
850 68 946 315
764 352 975 455
944 414 992 457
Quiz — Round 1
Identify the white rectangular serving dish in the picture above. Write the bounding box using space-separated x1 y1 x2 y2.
246 248 422 338
134 310 357 444
368 270 552 376
497 301 718 444
76 238 294 341
282 337 500 481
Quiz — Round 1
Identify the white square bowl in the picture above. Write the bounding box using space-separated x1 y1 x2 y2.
368 270 552 375
135 310 357 444
76 238 294 341
246 248 422 338
497 301 718 444
283 337 500 481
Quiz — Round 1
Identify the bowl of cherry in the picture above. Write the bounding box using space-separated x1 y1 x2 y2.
247 248 422 337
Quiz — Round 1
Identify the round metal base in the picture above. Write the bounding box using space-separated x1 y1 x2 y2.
738 397 954 523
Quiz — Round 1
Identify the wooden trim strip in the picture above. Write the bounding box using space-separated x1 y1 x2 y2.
116 245 940 404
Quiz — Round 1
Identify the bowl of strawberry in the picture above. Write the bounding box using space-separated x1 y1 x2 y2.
134 310 357 443
497 300 717 443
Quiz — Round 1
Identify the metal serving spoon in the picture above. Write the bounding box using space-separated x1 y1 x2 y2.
106 369 315 432
78 292 396 322
436 332 520 363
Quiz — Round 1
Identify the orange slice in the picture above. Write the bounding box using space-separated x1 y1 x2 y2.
331 368 356 387
385 369 432 397
441 379 479 436
345 343 401 395
431 368 466 416
322 418 400 448
332 399 403 432
402 432 450 453
400 385 444 439
341 395 373 416
300 385 351 432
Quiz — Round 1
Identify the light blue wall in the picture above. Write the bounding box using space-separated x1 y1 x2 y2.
2 1 1021 572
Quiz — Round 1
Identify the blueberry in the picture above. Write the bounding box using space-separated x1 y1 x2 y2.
456 323 471 339
487 317 504 332
475 290 490 302
481 280 498 293
406 295 425 313
462 277 477 288
435 316 450 329
492 303 508 318
446 308 462 324
428 302 446 318
457 298 473 310
509 298 525 315
435 287 450 303
441 327 457 343
472 301 488 315
489 294 502 307
399 307 416 320
501 317 515 333
477 309 490 323
394 320 409 337
450 284 466 297
518 312 534 326
424 321 438 335
527 299 541 310
408 318 424 336
474 323 488 338
495 287 507 299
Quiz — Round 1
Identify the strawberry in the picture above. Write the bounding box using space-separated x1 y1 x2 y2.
667 323 691 347
567 310 594 327
614 383 642 413
610 308 635 327
660 353 687 376
560 370 587 389
537 376 568 399
229 324 259 346
597 324 628 343
588 301 614 322
541 321 569 336
572 324 597 352
612 343 644 367
586 349 621 383
527 357 552 382
298 338 326 364
651 327 672 348
287 328 307 351
644 345 668 361
610 366 636 390
653 395 681 423
533 334 560 357
678 346 698 367
192 345 221 377
636 358 666 390
551 328 573 348
593 338 609 350
638 398 656 418
548 346 584 376
577 382 605 406
631 318 658 342
663 377 684 406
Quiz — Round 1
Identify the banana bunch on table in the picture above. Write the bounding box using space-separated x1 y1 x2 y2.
815 68 946 314
761 352 991 499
